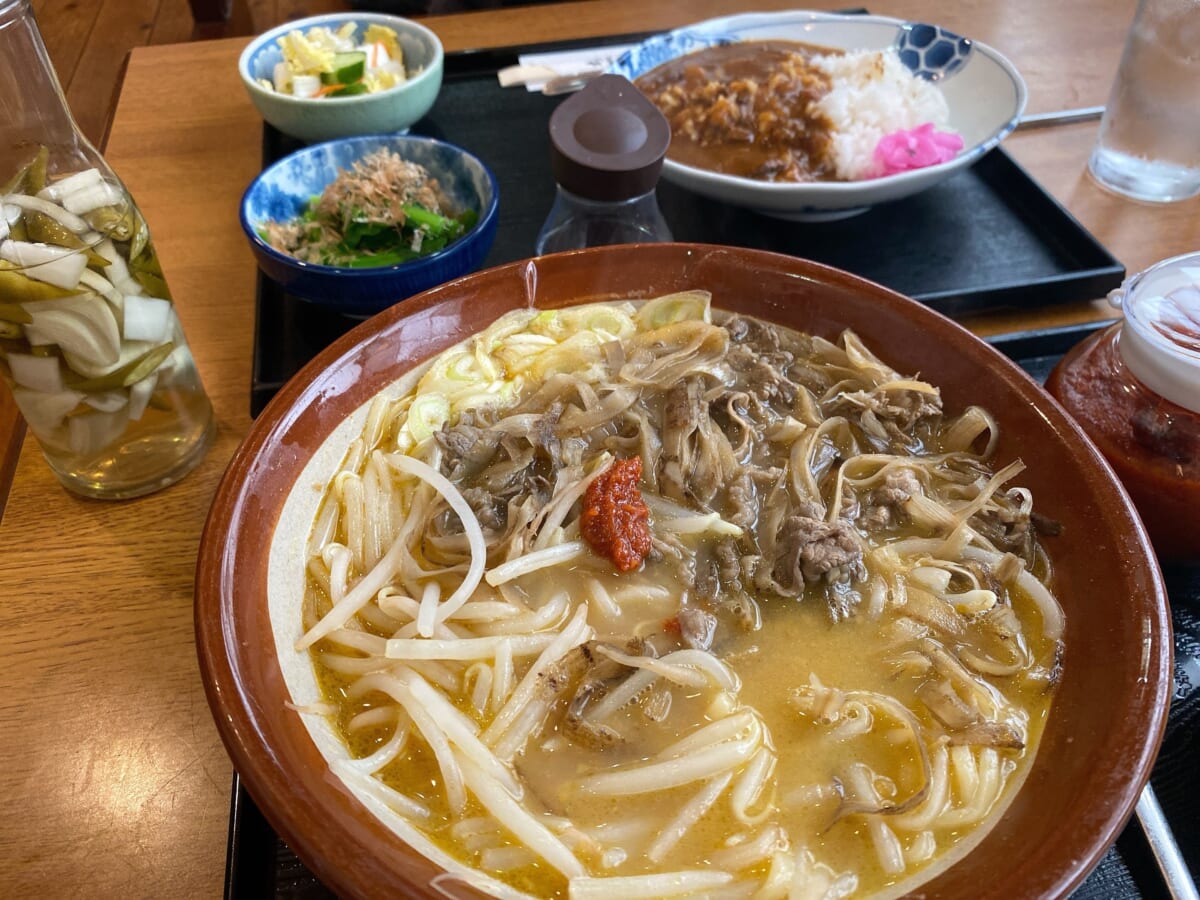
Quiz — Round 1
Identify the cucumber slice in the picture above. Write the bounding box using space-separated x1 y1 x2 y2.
320 51 366 86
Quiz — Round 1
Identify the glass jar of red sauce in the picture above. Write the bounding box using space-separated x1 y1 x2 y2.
1046 252 1200 561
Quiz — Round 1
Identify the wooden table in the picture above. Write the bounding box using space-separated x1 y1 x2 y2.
1 0 1196 895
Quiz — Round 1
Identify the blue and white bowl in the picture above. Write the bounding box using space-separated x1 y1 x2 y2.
238 13 444 144
241 135 499 316
609 11 1027 220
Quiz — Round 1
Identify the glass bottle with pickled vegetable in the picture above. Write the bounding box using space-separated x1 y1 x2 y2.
0 0 214 498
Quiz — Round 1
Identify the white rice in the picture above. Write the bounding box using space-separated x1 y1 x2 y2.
812 49 954 180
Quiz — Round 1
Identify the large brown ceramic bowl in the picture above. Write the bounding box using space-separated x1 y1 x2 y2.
195 244 1172 899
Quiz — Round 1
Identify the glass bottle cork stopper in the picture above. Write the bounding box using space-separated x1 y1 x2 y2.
1109 252 1200 414
548 74 671 202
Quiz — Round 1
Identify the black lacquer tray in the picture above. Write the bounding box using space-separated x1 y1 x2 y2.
249 33 1125 417
226 319 1199 899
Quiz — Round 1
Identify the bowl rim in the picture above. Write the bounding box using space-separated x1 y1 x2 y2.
196 244 1172 900
237 11 445 107
239 133 500 280
611 10 1028 197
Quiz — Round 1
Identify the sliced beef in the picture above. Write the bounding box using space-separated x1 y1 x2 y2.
723 314 780 349
772 512 863 590
658 377 735 505
830 386 943 446
660 379 706 502
677 606 718 651
461 486 508 532
726 472 756 530
860 467 922 531
715 537 742 583
436 413 503 480
745 357 799 406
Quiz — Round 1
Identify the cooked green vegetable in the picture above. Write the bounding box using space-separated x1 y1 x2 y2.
262 147 476 268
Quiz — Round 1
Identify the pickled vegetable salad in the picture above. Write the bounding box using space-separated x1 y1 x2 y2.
261 22 408 99
0 147 190 457
262 148 477 267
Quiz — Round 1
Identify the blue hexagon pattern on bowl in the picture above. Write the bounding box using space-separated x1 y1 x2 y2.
895 23 973 81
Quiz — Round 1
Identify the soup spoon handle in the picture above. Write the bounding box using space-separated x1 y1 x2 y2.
1014 105 1104 131
1136 784 1199 900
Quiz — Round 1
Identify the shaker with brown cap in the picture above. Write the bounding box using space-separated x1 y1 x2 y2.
535 74 672 254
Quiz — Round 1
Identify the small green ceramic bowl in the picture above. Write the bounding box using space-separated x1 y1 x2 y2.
238 12 444 144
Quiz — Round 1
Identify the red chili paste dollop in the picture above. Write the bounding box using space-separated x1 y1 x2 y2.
581 457 652 572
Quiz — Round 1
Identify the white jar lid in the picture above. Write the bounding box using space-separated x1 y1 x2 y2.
1109 252 1200 414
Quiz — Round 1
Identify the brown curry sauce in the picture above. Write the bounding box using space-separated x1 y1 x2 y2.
633 40 840 182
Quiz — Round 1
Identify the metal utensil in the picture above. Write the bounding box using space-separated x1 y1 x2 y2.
1137 784 1199 900
1015 105 1105 131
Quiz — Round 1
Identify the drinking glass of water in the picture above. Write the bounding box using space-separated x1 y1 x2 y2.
1088 0 1200 203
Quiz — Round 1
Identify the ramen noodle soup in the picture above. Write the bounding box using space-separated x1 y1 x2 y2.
277 292 1063 898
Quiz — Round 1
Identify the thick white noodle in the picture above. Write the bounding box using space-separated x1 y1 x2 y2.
348 707 398 732
330 758 431 821
656 710 756 761
340 473 365 570
595 646 740 692
484 541 588 586
444 601 524 622
492 698 552 763
297 488 430 651
532 462 611 550
584 577 621 620
399 670 524 799
845 764 905 876
753 850 796 900
483 604 591 747
579 721 761 795
938 748 1005 827
583 668 658 723
645 771 733 863
342 717 410 775
458 755 585 879
472 591 569 636
950 743 979 801
479 846 537 872
729 746 777 826
324 628 387 655
594 645 707 688
962 546 1064 641
416 580 441 638
492 641 514 711
325 545 351 604
464 662 492 714
385 633 555 660
907 830 937 865
788 847 858 900
377 587 419 620
892 744 950 831
449 817 501 841
385 453 487 624
354 671 467 814
709 825 789 872
568 871 734 900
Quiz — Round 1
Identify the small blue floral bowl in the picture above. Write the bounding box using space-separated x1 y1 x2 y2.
241 134 499 316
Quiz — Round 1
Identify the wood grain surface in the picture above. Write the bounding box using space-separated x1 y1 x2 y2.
1 0 1197 896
